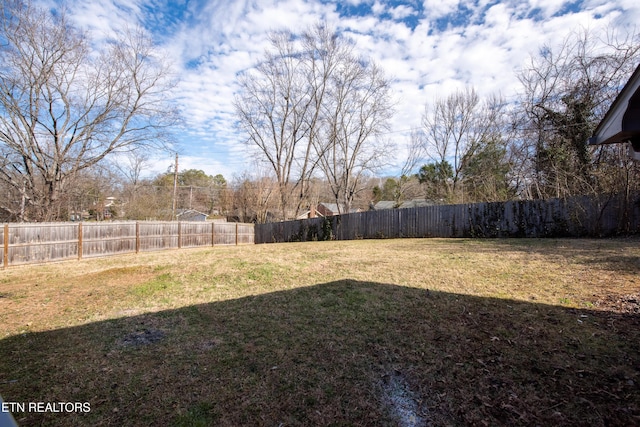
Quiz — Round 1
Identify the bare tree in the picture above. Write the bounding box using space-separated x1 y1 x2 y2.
232 168 277 223
0 0 177 221
235 24 391 220
295 25 352 215
234 30 314 220
394 130 426 203
421 88 506 202
66 165 120 221
114 150 150 191
401 130 425 178
516 26 640 199
111 150 150 217
316 59 393 214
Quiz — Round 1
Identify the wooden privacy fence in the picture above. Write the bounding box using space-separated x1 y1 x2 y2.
1 221 254 268
255 193 640 244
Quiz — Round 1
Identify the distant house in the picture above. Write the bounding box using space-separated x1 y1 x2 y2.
103 197 118 219
316 203 360 217
372 199 434 210
399 199 434 209
296 210 313 220
69 210 90 221
372 201 397 210
176 209 208 221
316 203 341 217
589 63 640 160
74 196 120 221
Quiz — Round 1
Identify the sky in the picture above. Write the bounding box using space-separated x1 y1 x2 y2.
51 0 640 180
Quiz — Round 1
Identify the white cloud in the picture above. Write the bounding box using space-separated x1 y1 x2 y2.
526 0 571 18
372 1 386 15
66 0 143 38
390 5 415 20
422 0 460 19
58 0 640 177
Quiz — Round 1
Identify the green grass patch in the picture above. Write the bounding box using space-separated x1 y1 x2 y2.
129 273 180 297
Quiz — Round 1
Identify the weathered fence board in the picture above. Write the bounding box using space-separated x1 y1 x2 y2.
255 193 640 244
214 223 237 246
139 222 179 252
82 222 137 258
180 222 213 248
7 223 79 265
2 221 254 268
237 223 256 245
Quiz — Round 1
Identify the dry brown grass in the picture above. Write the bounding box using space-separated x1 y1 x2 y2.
1 237 639 426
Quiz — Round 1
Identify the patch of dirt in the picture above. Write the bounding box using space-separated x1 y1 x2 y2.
595 293 640 314
119 328 166 347
380 371 428 427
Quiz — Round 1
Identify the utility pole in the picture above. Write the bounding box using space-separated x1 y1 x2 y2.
172 153 179 220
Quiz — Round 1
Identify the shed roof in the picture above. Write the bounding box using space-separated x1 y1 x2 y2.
318 203 341 214
176 209 209 220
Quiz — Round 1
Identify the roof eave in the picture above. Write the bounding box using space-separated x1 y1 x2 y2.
591 64 640 140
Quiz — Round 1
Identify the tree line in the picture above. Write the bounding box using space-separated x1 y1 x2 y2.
236 24 640 221
1 1 639 222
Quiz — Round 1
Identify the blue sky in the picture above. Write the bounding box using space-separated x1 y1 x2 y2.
52 0 640 180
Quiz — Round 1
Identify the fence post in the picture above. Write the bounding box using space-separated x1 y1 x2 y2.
3 224 8 269
235 222 239 246
178 221 182 249
78 222 83 260
136 222 140 254
211 222 215 247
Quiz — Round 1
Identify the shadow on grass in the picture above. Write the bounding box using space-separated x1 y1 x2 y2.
1 280 639 426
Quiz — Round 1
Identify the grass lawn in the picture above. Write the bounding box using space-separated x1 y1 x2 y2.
1 237 639 426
